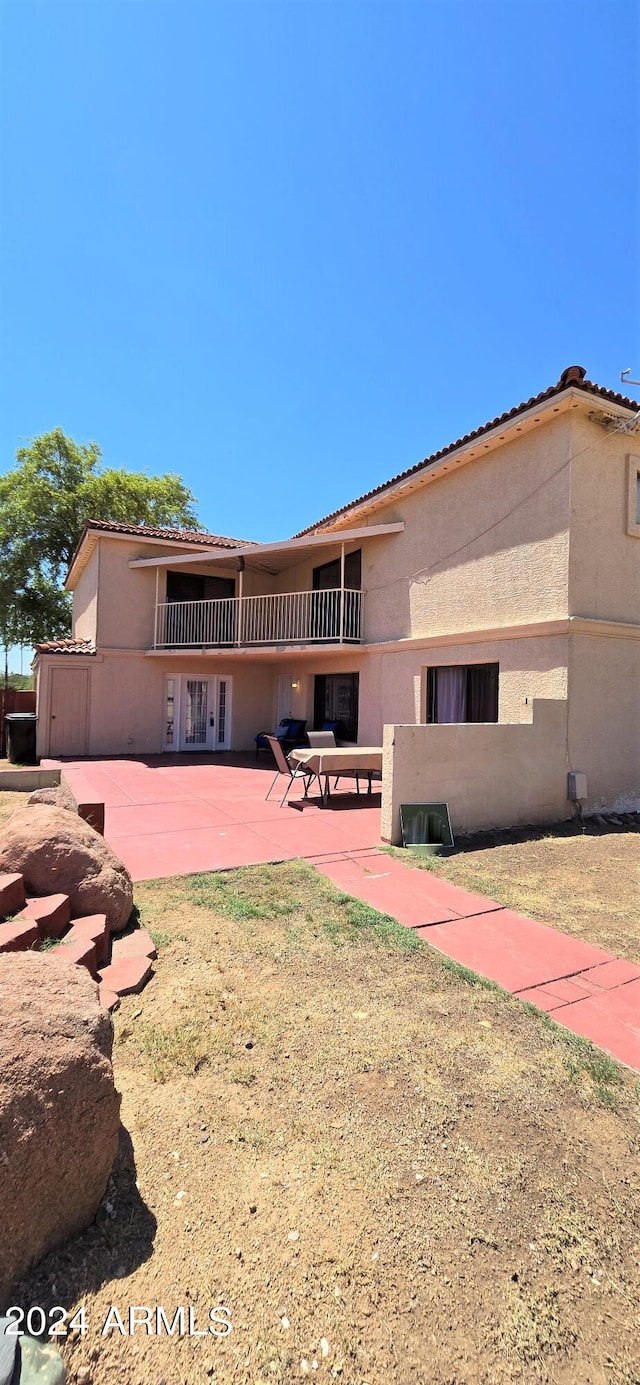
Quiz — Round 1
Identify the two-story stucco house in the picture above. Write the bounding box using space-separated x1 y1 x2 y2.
33 365 640 838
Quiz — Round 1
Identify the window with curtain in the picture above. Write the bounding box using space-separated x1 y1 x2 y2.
426 663 498 724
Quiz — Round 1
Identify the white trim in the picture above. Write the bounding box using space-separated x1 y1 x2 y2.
144 614 640 660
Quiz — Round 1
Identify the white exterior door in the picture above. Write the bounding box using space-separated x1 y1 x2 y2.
277 672 294 724
164 675 232 752
49 666 90 756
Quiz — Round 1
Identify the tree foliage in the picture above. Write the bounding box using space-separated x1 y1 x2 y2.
0 428 200 679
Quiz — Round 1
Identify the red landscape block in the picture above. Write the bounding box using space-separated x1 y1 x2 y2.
111 929 157 961
0 873 26 918
0 918 40 952
69 914 110 965
98 955 153 996
77 802 105 835
21 894 71 939
51 936 98 975
99 984 121 1012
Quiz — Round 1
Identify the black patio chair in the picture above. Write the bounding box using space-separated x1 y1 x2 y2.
255 718 307 759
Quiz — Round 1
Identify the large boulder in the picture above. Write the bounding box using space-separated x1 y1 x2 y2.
0 806 133 933
27 782 78 813
0 953 121 1310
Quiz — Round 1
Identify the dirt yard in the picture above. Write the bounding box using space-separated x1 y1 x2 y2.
386 818 640 964
0 788 29 825
15 861 640 1385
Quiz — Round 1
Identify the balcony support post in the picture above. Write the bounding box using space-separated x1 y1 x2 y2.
237 563 244 646
154 568 160 648
339 543 345 643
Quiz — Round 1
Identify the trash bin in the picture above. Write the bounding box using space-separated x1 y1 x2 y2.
5 712 38 765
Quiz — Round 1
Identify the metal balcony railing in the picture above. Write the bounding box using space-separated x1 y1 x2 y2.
154 588 363 649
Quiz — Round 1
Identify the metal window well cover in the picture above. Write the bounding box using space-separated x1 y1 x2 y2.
400 803 454 856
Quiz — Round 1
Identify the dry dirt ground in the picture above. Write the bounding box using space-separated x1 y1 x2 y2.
14 861 640 1385
0 788 29 824
385 818 640 964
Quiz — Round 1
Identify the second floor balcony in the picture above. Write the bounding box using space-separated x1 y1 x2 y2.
154 587 363 650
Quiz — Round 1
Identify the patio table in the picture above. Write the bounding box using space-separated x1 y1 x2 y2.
289 746 383 806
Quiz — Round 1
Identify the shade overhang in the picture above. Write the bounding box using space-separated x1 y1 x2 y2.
128 522 404 574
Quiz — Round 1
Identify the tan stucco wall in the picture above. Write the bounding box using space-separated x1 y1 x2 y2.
568 418 640 624
567 631 640 813
381 699 569 841
72 546 99 642
353 414 573 644
262 631 568 748
36 652 277 757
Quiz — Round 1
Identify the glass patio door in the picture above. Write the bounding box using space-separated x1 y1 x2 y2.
166 675 233 752
182 678 212 748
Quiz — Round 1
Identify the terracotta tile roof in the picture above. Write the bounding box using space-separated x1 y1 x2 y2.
35 638 96 655
82 518 255 547
293 366 640 537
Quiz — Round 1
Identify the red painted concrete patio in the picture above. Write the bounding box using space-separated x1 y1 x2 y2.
44 753 382 881
43 755 640 1072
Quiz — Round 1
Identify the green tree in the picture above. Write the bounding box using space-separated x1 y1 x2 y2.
0 428 199 670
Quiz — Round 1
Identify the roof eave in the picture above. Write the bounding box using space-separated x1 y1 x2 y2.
297 382 638 536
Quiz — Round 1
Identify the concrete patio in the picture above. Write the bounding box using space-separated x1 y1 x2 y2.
43 753 382 882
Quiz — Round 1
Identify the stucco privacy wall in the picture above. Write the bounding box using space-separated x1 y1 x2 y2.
381 699 569 843
364 633 568 744
567 632 640 813
568 416 640 624
320 413 574 645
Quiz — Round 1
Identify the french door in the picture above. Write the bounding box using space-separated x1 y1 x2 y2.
163 675 232 752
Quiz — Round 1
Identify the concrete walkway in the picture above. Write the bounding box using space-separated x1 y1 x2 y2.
315 849 640 1072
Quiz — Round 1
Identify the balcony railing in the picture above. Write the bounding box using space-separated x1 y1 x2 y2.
154 588 363 649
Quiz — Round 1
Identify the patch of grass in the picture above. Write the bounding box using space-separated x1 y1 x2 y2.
504 1285 576 1362
135 1021 213 1082
437 955 505 993
236 1121 267 1148
563 1040 622 1108
323 894 422 952
184 866 302 922
148 928 172 950
540 1195 616 1272
229 1065 257 1086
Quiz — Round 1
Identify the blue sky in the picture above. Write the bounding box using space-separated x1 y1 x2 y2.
0 0 638 571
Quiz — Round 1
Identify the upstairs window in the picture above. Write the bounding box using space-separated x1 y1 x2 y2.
312 549 361 591
426 663 498 724
166 571 235 603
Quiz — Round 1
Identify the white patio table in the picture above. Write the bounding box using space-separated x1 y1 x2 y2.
288 745 383 807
